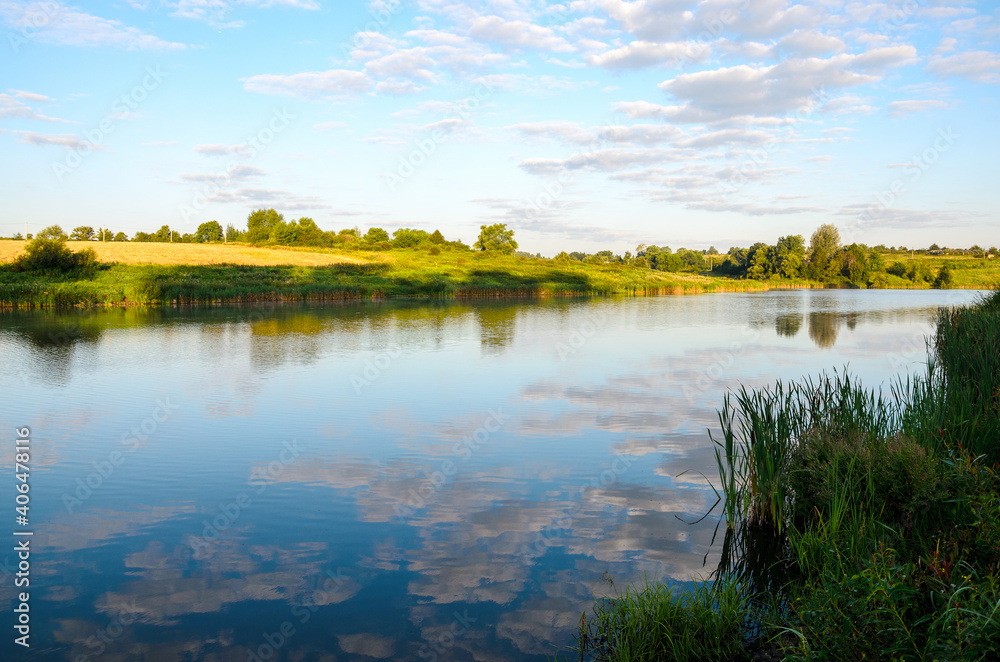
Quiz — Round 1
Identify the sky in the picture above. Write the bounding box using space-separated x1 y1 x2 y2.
1 0 998 255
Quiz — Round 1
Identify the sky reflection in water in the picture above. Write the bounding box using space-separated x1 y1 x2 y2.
0 289 982 660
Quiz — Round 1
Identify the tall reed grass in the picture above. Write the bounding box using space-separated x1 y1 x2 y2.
576 289 1000 661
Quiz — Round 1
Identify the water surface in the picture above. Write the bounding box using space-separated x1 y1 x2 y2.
0 289 982 660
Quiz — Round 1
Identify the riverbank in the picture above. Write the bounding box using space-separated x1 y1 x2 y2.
1 242 995 308
576 289 1000 661
0 243 776 307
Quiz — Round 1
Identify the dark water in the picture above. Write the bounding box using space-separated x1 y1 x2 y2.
0 289 983 661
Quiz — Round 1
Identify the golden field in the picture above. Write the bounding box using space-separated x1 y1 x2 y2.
0 240 368 267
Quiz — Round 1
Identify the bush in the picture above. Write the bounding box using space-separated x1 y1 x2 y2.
8 237 100 276
428 246 441 256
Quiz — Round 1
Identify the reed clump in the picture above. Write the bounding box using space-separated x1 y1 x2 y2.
576 289 1000 661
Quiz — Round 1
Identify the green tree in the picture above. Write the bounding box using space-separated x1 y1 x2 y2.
429 229 446 244
809 224 842 259
246 208 284 243
475 223 518 254
746 242 773 279
113 232 128 242
364 227 390 243
38 225 67 240
391 228 430 248
195 221 223 243
928 243 941 251
933 263 954 289
70 226 95 241
11 236 99 275
774 235 806 278
153 225 173 242
97 228 114 241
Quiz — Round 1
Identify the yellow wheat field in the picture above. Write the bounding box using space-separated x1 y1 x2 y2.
0 241 369 267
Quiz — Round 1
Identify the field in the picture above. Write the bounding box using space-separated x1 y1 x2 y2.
0 240 367 266
1 241 997 308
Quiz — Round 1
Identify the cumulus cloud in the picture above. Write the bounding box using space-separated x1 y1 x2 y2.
926 51 1000 84
242 69 373 98
0 1 186 50
0 92 68 122
14 130 106 150
586 40 707 70
170 0 320 29
887 99 948 117
657 48 915 120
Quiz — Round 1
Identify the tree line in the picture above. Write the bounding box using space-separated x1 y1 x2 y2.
5 213 995 289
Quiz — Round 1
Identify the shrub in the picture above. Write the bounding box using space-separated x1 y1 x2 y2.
8 237 100 276
428 246 441 256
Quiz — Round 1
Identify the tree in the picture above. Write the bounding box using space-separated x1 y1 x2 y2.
364 227 390 243
97 228 114 241
391 228 430 248
809 224 842 260
246 208 284 243
928 243 941 251
933 263 954 289
11 236 99 275
429 229 446 245
70 226 96 241
195 221 223 243
38 225 67 240
113 232 128 242
774 235 806 278
475 223 518 254
153 225 173 242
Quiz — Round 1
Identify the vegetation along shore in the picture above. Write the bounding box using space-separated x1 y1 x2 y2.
1 212 997 307
574 289 1000 661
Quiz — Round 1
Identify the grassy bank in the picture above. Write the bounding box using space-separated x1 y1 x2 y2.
577 290 1000 661
1 241 996 307
0 243 777 307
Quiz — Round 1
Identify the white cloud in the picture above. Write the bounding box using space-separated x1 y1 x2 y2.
467 15 573 52
242 69 373 98
887 99 948 117
14 130 106 150
586 40 706 69
0 1 186 50
657 48 915 120
776 30 845 57
926 51 1000 84
931 37 957 55
193 143 254 157
0 92 68 122
170 0 320 28
312 121 349 132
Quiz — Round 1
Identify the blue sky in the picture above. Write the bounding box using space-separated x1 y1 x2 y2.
1 0 998 255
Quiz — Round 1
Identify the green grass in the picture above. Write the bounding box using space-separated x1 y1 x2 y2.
577 289 1000 662
2 246 998 308
0 249 773 307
